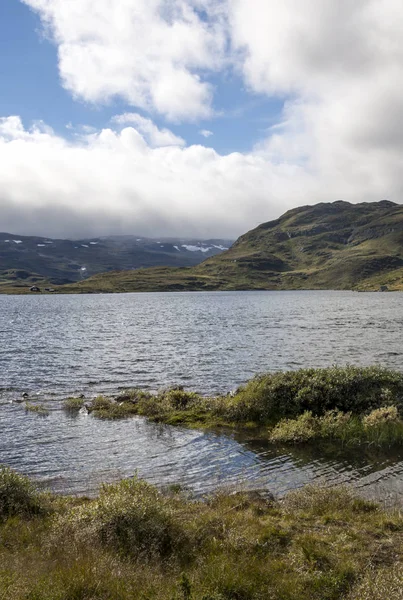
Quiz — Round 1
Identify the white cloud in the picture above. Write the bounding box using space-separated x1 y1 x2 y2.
0 115 309 238
22 0 228 122
4 1 403 239
230 0 403 198
112 113 185 147
199 129 214 138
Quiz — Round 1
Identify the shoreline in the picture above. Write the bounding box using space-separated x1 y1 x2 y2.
28 365 403 449
1 285 401 295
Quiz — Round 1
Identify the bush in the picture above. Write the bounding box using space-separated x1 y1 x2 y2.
90 396 112 411
0 466 48 520
226 366 403 423
89 395 141 419
269 410 355 444
161 389 201 411
57 477 190 559
270 411 320 443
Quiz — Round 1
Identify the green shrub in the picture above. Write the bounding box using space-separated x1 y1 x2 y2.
270 411 320 443
90 396 112 411
93 402 138 420
161 389 201 411
89 395 141 419
0 467 48 520
57 477 190 559
227 366 403 424
319 409 353 437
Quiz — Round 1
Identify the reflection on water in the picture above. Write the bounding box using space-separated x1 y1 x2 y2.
1 400 403 504
1 290 403 501
237 434 403 505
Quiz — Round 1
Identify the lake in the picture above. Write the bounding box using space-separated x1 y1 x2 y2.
1 290 403 501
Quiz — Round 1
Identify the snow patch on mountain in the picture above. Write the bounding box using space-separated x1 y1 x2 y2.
181 244 212 253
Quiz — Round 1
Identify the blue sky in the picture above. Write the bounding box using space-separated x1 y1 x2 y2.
0 0 283 154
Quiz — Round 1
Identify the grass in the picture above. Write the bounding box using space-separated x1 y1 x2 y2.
62 397 85 413
79 367 403 448
24 402 50 416
0 466 50 520
0 467 402 599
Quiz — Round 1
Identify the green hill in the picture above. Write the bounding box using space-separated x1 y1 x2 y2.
7 200 403 293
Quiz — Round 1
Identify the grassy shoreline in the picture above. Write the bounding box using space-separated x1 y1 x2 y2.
1 466 403 599
62 366 403 448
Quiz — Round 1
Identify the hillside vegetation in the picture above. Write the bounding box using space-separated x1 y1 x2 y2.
51 200 403 294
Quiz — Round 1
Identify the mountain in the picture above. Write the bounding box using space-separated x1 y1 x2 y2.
45 200 403 294
0 233 233 289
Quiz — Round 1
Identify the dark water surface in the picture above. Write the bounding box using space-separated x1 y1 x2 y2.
1 291 403 501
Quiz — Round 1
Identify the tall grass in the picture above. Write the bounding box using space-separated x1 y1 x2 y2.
0 469 402 599
0 466 49 520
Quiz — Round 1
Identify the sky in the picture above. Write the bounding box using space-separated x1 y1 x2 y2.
0 0 402 239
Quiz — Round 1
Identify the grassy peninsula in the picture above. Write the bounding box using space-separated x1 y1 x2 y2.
1 466 403 600
28 200 403 294
62 366 403 449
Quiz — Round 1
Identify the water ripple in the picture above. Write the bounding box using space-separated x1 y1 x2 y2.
1 290 403 501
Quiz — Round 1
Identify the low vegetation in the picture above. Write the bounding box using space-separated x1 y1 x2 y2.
0 466 50 520
62 396 85 413
24 402 50 416
71 366 403 448
0 467 402 599
269 407 403 446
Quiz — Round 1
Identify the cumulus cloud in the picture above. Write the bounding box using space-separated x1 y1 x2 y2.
4 1 403 238
22 0 228 122
0 116 308 238
111 113 185 147
230 0 403 194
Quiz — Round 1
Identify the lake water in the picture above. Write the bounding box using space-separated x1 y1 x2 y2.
1 290 403 502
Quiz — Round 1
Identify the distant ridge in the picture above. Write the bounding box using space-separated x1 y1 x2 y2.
3 201 403 293
0 233 233 289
